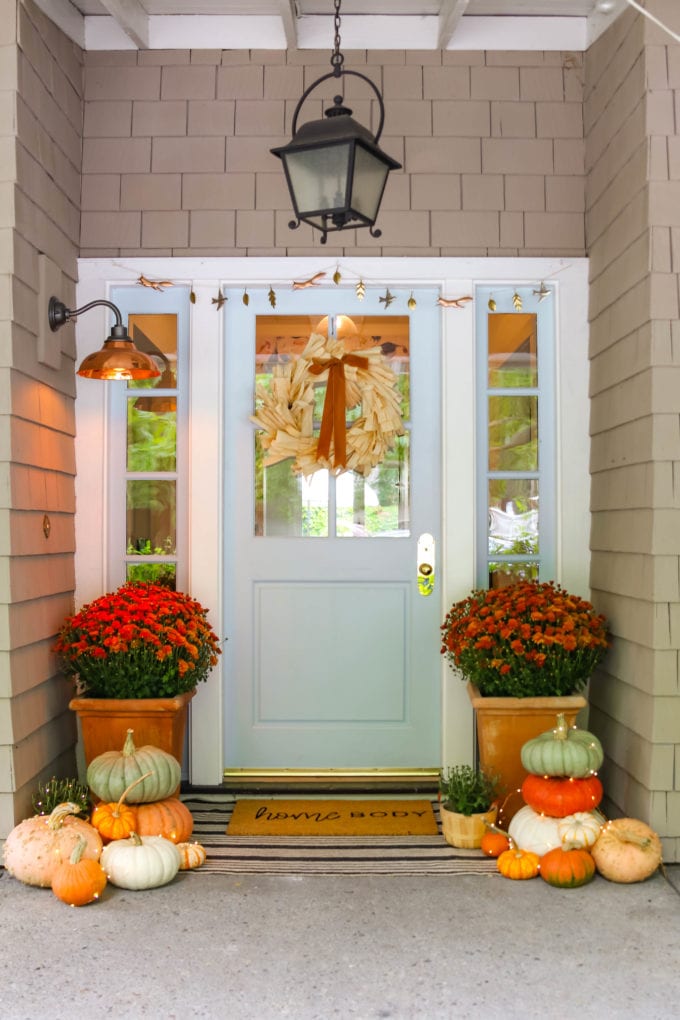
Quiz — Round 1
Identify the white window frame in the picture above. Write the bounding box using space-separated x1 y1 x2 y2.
475 284 557 585
74 257 590 785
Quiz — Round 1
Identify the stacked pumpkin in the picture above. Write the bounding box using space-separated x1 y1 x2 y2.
87 729 207 889
502 712 605 886
491 713 663 886
2 729 206 907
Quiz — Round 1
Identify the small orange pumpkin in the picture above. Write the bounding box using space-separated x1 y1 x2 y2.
90 772 152 843
133 798 194 844
540 846 596 888
480 828 510 858
497 848 541 880
51 837 107 906
176 842 207 870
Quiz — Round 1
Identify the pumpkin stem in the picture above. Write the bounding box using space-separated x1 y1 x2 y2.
47 802 81 830
485 820 510 838
553 713 569 741
122 729 137 757
129 831 143 846
115 771 154 813
69 836 89 865
605 824 654 850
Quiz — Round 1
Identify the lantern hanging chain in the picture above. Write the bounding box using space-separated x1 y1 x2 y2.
330 0 344 76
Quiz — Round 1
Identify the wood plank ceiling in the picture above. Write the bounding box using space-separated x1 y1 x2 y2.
37 0 627 51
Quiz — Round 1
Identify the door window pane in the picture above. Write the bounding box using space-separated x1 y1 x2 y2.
127 314 179 388
488 395 538 472
336 434 410 537
127 480 176 557
488 312 537 387
127 397 176 472
254 312 410 538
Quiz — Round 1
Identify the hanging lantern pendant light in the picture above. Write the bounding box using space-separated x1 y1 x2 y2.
271 0 401 244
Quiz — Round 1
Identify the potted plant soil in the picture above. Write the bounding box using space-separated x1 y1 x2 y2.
439 765 499 849
441 580 609 823
55 581 221 768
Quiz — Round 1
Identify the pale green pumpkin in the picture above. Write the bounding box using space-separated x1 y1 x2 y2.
520 713 604 778
86 730 181 804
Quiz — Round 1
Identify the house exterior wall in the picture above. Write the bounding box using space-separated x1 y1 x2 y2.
585 1 680 859
79 47 586 259
0 0 82 836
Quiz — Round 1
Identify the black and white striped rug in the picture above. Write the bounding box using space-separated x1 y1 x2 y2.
182 796 499 876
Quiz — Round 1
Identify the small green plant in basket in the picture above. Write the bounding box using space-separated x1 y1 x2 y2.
439 765 499 816
32 776 91 817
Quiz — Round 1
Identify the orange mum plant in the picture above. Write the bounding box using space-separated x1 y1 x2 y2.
55 582 221 699
441 580 609 698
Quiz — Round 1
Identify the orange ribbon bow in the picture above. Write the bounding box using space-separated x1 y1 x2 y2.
309 354 369 469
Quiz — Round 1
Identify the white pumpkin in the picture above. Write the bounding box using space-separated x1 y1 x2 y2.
557 811 603 849
508 805 562 856
101 833 181 890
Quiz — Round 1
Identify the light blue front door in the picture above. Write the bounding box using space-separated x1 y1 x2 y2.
222 285 441 771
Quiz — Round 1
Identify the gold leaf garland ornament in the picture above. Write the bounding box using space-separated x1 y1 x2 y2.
251 333 404 477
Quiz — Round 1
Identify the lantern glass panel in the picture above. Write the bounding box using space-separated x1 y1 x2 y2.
350 145 390 220
285 142 351 215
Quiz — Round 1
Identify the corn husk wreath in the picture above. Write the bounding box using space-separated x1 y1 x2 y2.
251 332 404 477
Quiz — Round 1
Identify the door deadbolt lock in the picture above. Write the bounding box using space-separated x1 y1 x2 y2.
417 533 435 596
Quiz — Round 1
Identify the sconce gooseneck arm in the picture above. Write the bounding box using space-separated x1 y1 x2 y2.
48 296 126 336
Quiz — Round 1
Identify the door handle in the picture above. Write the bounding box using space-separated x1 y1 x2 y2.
417 533 435 596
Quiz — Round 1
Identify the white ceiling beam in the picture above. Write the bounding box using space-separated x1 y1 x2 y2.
278 0 300 50
33 0 85 49
78 13 591 53
98 0 150 49
438 0 470 50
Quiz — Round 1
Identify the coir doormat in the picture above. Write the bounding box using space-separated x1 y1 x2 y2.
227 798 439 837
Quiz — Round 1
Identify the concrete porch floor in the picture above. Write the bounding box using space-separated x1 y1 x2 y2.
2 864 680 1018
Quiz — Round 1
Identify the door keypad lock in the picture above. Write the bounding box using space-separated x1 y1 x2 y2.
417 533 435 596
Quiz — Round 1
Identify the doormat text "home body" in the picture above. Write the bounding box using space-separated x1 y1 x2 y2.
226 799 439 836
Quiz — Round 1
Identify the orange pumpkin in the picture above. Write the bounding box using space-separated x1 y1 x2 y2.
51 837 108 906
176 841 207 870
539 846 596 888
133 798 194 844
480 829 510 858
521 774 603 818
497 848 540 880
90 773 152 843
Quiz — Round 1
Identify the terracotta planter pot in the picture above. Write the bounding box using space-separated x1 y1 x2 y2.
466 681 587 826
69 690 195 776
440 803 498 849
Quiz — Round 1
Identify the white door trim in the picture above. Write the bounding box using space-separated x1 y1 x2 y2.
75 256 590 785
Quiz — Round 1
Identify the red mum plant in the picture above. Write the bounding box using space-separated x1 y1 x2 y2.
441 580 609 698
54 582 221 699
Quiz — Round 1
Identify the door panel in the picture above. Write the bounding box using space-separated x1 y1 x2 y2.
223 286 441 770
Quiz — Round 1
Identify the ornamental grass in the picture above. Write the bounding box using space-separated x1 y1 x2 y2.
441 580 609 698
54 582 221 699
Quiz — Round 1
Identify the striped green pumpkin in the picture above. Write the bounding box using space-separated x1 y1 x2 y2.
520 713 604 778
86 729 181 804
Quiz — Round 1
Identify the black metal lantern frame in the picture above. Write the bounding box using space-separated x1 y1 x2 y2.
271 0 401 245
